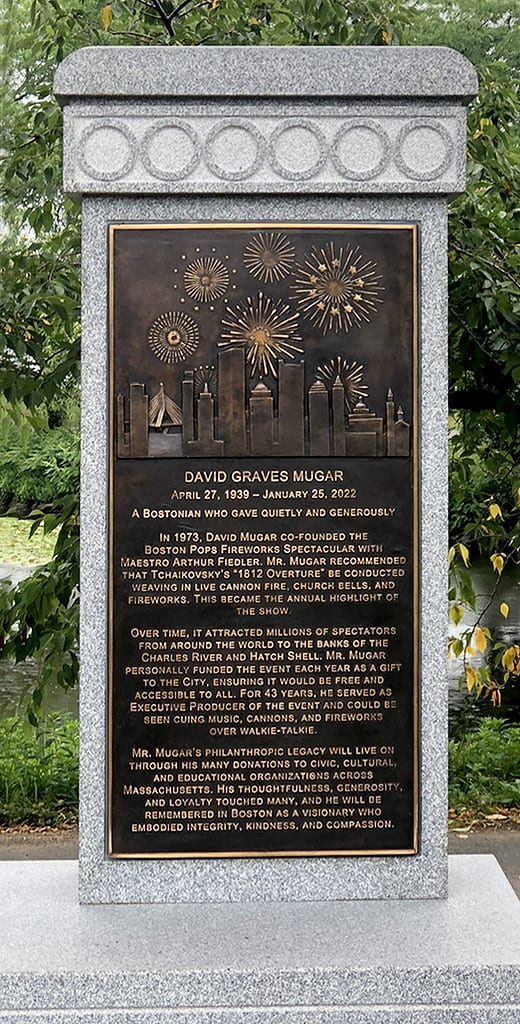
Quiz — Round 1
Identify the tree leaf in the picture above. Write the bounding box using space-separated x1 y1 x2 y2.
465 665 477 692
500 602 510 619
474 626 487 654
458 542 470 567
449 604 464 626
101 4 113 30
488 502 502 520
490 553 505 574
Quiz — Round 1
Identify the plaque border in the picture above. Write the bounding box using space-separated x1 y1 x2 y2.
106 221 419 859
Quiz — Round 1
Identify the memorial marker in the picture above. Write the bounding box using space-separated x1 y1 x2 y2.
108 222 418 858
51 42 479 904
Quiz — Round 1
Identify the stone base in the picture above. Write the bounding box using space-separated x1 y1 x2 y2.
1 856 518 1022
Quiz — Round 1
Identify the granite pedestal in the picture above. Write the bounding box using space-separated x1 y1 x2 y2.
1 857 519 1022
52 44 480 905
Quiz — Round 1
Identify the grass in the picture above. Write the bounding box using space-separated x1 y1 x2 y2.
449 718 520 812
0 715 78 826
0 516 56 566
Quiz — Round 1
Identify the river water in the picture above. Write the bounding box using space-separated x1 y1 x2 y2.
447 557 520 734
0 560 518 732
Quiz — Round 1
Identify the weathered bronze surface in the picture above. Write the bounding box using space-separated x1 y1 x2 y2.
108 223 418 858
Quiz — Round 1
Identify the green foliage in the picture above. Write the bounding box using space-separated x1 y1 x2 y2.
449 414 519 539
0 0 84 411
448 64 520 437
96 0 410 46
0 499 79 723
415 5 520 564
0 714 78 825
0 517 56 565
0 426 79 509
448 492 520 703
407 0 520 70
430 6 520 707
449 719 520 810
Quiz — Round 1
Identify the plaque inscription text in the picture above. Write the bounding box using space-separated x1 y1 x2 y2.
108 223 418 857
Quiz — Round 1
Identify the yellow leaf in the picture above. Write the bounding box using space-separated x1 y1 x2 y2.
490 553 504 575
465 665 477 692
101 4 112 30
458 542 470 567
448 546 456 568
504 645 520 674
449 604 463 626
474 627 487 654
250 16 259 23
382 30 390 44
500 602 509 619
488 502 502 520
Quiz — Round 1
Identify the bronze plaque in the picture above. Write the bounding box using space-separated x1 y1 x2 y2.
108 222 418 858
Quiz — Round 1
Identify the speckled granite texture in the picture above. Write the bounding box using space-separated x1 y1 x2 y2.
59 100 469 196
54 46 475 904
54 45 478 100
79 193 448 904
55 47 477 197
0 857 519 1021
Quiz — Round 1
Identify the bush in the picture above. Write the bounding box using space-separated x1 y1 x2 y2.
449 718 520 810
0 427 79 510
0 714 78 825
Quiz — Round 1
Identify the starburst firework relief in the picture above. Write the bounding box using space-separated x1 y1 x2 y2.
243 232 295 284
293 241 384 334
194 364 217 396
184 256 229 302
316 357 368 413
148 311 199 364
219 292 303 378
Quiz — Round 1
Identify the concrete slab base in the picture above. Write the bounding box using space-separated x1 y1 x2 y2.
1 855 518 1022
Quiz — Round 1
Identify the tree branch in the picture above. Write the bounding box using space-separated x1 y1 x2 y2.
107 28 159 41
145 0 175 36
451 243 520 289
171 0 199 17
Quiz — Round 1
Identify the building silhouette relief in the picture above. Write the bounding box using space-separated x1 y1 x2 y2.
117 347 410 459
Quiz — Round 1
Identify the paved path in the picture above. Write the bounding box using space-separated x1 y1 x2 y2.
0 827 518 897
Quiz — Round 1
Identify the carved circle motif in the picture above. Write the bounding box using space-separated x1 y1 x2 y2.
395 121 452 181
331 122 390 181
269 121 328 181
78 123 137 181
204 120 265 181
141 122 200 181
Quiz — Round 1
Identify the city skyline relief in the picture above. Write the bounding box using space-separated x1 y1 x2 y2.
111 223 415 459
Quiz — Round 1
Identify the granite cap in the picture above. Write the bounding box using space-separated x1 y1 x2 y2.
54 45 478 105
